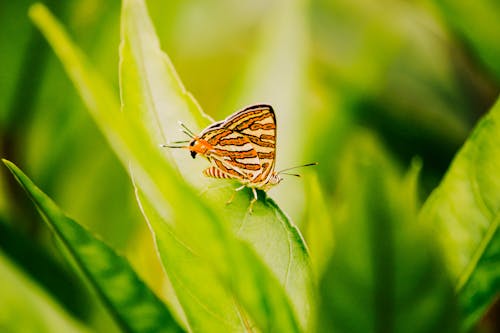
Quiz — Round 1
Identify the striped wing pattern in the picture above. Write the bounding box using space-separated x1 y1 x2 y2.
198 127 262 181
197 105 277 187
223 105 276 184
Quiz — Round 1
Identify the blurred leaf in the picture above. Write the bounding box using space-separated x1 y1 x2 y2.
433 0 500 82
0 250 88 333
21 0 141 253
3 159 185 333
318 133 457 333
310 0 473 175
419 96 500 330
0 218 89 319
303 174 334 278
30 2 311 332
0 0 44 128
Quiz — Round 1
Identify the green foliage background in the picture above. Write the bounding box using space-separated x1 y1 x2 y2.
0 0 499 332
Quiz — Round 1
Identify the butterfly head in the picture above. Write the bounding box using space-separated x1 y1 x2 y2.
162 122 215 159
188 138 213 159
189 140 197 158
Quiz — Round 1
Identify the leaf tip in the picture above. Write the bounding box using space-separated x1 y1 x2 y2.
2 158 14 170
2 159 24 187
28 3 47 23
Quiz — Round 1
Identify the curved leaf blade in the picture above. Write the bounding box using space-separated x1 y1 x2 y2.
419 96 500 330
2 159 185 333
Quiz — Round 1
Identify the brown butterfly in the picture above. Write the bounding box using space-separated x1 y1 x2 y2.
165 104 316 211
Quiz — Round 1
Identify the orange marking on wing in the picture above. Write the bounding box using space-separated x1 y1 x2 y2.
213 148 256 159
247 135 275 148
236 113 273 131
207 129 233 145
260 134 275 141
258 152 274 159
227 109 264 125
218 137 249 146
214 159 241 177
230 161 261 171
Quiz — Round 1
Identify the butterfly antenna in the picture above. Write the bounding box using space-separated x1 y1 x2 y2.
178 121 196 138
280 172 301 177
277 162 318 174
160 143 186 148
169 140 190 144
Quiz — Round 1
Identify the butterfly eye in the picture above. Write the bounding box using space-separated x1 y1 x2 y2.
189 140 195 147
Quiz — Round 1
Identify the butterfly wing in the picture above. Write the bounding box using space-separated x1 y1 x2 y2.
222 104 277 183
198 127 262 182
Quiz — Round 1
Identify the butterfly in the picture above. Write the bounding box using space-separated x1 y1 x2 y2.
164 104 316 211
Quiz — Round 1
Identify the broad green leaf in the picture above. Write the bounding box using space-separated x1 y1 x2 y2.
2 159 185 333
0 251 88 333
31 2 308 332
419 96 500 330
318 133 457 333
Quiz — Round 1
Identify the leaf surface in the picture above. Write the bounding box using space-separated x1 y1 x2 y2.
419 96 500 330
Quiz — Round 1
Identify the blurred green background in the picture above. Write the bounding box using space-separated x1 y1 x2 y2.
1 0 499 331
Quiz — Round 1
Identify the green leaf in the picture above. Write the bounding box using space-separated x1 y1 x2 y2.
0 251 88 333
318 133 458 333
419 96 500 330
31 1 311 332
2 159 185 333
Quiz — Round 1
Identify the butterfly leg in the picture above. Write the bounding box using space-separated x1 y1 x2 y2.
226 184 246 205
248 188 258 214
